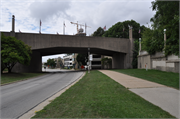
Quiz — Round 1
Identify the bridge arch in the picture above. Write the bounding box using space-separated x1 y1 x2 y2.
2 28 134 72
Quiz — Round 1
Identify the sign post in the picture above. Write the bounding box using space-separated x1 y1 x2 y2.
89 54 92 73
88 48 90 73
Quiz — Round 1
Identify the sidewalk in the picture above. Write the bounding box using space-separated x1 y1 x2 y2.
99 70 179 118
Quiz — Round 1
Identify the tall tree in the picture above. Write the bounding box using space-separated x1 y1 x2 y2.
103 20 145 39
102 20 147 68
1 33 32 73
142 0 179 56
46 58 56 68
92 27 105 37
76 53 88 66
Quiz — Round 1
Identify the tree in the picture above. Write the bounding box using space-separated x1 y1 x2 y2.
92 27 105 37
142 0 179 56
76 53 88 66
132 39 139 68
101 20 147 68
1 33 32 73
46 58 56 68
102 20 145 39
101 57 112 69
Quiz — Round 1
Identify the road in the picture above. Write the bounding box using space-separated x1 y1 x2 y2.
1 70 84 118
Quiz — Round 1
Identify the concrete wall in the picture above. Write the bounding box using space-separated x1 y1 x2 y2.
2 32 129 54
138 54 151 69
112 53 125 69
12 51 42 73
138 51 179 73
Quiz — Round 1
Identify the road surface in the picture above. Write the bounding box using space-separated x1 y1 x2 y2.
1 71 84 118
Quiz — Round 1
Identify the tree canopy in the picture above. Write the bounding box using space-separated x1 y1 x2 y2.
142 0 179 56
76 53 88 66
103 20 146 39
92 20 146 68
1 33 32 73
46 58 56 68
92 27 105 37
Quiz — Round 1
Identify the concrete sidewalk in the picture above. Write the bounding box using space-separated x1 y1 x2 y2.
99 70 179 118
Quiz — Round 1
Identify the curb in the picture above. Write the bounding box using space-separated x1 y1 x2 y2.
18 72 86 119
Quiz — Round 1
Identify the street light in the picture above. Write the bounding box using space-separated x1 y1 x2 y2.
164 29 166 34
139 38 141 55
164 29 166 50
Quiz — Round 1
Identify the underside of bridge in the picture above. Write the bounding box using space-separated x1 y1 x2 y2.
12 47 128 73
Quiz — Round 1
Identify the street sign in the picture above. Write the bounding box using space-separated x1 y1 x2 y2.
89 55 93 61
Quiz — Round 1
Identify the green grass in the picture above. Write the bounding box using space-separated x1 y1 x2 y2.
3 68 8 72
33 70 174 118
112 69 179 89
1 73 46 85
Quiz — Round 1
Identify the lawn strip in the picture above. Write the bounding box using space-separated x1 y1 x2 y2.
112 69 179 89
33 70 174 118
1 73 46 85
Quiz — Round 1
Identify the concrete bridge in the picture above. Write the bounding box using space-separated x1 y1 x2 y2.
1 16 134 72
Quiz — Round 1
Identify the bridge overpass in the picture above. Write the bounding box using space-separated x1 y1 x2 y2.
1 16 134 72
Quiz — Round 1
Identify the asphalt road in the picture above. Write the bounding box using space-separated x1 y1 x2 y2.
1 71 84 119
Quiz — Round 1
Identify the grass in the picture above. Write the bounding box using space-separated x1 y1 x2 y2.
3 68 8 71
1 73 46 85
33 70 174 118
112 69 179 89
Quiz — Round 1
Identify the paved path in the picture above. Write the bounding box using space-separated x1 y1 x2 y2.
99 70 179 118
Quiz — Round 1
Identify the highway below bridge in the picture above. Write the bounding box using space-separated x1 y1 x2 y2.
1 70 84 118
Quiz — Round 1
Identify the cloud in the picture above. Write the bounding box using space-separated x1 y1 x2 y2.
67 0 155 35
29 0 73 22
42 54 65 62
1 0 156 35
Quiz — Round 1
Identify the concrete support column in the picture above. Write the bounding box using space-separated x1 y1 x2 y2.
128 26 134 68
12 51 42 73
101 55 104 69
112 53 125 69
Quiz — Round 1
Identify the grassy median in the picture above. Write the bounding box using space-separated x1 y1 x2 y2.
113 69 179 89
33 70 174 118
1 73 45 85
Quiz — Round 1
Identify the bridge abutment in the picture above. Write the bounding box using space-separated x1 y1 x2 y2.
12 51 42 73
112 53 125 69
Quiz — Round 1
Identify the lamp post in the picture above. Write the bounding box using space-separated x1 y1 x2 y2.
139 38 141 55
164 29 166 49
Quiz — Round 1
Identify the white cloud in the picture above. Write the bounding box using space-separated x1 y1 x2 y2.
29 0 73 22
1 0 156 57
42 54 66 62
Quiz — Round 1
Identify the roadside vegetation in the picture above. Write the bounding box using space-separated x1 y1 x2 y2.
113 69 179 89
1 33 32 73
1 73 45 85
33 70 174 118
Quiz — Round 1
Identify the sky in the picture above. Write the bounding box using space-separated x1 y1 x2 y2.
0 0 156 62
